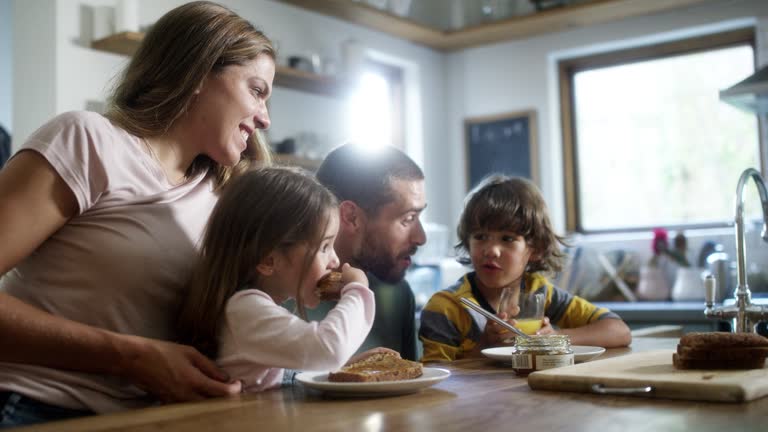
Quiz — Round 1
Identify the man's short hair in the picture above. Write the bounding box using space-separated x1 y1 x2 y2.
316 144 424 213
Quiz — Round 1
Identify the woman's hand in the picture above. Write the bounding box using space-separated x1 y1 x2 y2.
119 336 241 403
345 347 399 365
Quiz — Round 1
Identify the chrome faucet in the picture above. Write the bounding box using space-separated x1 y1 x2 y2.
705 168 768 333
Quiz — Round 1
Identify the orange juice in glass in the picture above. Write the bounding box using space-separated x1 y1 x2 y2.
499 289 545 335
514 318 543 334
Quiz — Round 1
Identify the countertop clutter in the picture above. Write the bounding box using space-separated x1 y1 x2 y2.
25 338 768 432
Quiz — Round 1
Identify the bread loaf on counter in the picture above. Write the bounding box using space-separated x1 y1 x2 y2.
673 332 768 370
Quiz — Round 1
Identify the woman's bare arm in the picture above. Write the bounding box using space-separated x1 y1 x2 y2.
0 152 240 401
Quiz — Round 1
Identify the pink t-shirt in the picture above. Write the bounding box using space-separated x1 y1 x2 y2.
218 283 375 393
0 111 218 412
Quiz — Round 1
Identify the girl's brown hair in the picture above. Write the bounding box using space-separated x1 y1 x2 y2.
456 175 568 274
105 1 275 188
177 167 338 358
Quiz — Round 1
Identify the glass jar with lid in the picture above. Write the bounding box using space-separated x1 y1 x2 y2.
510 334 574 376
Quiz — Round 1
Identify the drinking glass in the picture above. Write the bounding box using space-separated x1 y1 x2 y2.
499 288 545 335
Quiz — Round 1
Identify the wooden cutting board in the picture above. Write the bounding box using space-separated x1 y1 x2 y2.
527 350 768 403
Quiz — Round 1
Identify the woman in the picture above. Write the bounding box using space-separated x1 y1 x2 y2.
0 1 275 426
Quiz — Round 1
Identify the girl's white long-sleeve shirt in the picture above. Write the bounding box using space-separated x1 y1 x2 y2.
217 282 375 393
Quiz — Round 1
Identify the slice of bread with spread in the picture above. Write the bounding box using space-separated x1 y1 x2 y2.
673 332 768 370
328 352 423 383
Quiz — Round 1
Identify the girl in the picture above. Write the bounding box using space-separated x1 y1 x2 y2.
178 167 384 393
419 175 631 362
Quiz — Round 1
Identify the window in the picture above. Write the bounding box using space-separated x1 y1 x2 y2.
347 60 405 149
560 29 762 233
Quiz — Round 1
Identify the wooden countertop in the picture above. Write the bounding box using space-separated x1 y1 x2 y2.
18 338 768 432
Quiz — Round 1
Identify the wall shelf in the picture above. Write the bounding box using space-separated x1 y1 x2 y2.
279 0 715 51
274 154 322 171
91 32 351 98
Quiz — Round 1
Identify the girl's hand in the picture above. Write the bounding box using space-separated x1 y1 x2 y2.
345 347 399 365
316 264 369 301
340 263 368 287
535 317 556 335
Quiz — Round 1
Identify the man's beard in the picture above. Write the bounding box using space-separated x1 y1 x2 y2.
355 236 416 284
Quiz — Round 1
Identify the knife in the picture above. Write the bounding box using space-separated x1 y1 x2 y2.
459 297 531 339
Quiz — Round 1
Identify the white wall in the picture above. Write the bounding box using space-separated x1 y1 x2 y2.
0 0 12 134
13 1 57 151
55 0 129 117
11 0 452 233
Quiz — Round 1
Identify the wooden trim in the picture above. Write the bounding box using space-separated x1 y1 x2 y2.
90 31 144 56
560 27 756 72
280 0 715 51
91 32 351 98
558 28 756 233
274 154 322 171
559 64 578 233
279 0 445 48
530 111 539 185
272 66 350 98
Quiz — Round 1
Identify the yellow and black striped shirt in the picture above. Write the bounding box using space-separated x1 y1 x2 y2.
418 272 618 362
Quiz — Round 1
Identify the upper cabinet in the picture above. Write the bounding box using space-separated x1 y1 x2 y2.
91 32 350 98
277 0 716 51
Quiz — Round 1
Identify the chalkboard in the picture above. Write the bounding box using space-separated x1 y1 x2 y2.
464 110 537 191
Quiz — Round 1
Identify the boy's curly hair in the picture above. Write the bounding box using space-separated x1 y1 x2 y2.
455 175 568 274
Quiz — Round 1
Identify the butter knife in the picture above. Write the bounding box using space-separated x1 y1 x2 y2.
459 297 531 339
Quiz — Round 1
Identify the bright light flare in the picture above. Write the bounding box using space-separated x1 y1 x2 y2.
347 72 392 150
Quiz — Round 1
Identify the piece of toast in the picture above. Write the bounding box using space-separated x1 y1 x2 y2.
677 345 768 361
673 332 768 370
678 332 768 349
328 352 423 383
673 353 767 370
315 271 343 301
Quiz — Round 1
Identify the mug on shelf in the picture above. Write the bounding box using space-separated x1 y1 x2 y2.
636 265 670 301
671 268 706 301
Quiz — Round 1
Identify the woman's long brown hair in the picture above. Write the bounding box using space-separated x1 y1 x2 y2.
177 167 338 358
105 1 275 188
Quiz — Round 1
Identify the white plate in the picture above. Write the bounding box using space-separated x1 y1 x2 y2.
481 345 606 363
295 367 450 397
572 345 606 362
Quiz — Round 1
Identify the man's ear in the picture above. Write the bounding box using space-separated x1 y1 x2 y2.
338 200 365 232
256 254 276 276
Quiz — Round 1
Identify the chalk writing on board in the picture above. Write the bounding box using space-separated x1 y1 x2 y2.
465 110 537 190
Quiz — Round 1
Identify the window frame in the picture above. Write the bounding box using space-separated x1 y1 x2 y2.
558 28 760 233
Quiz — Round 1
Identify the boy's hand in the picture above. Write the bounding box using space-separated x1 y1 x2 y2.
480 312 515 347
535 317 556 335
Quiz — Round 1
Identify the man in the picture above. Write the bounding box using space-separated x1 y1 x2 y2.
312 143 427 361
